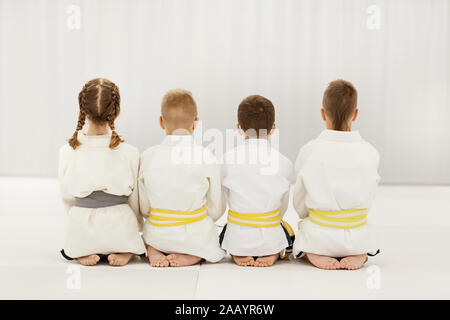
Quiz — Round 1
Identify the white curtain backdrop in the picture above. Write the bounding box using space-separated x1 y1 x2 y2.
0 0 449 183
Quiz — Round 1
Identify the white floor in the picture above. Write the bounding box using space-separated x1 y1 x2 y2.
1 177 450 299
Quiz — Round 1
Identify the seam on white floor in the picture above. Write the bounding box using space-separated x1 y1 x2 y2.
193 265 202 299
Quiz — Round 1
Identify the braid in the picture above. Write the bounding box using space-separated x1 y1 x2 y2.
68 89 87 149
68 109 86 149
70 78 123 150
110 84 120 118
108 118 123 149
108 84 123 149
79 86 87 113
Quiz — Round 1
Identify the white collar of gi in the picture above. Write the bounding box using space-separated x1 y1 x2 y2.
78 133 112 147
317 129 362 142
244 138 270 146
161 134 194 147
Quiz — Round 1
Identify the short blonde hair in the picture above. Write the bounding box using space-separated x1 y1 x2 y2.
161 89 197 131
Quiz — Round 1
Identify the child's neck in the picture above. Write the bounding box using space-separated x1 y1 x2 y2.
167 132 193 136
87 123 109 136
325 122 352 132
166 128 193 136
244 136 269 140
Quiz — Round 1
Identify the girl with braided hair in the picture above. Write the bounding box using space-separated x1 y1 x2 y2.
58 78 145 266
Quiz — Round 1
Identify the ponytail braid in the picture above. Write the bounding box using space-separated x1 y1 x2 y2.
108 118 123 149
108 84 123 149
68 88 86 150
70 78 123 150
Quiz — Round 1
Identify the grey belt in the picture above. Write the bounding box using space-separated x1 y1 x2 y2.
74 191 129 208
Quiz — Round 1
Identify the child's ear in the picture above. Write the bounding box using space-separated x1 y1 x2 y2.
269 123 277 136
193 117 199 130
159 116 166 130
321 108 327 121
236 124 245 137
352 108 359 122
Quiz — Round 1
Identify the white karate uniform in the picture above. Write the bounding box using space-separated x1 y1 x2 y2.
292 129 380 258
221 139 296 257
58 133 146 258
139 135 226 262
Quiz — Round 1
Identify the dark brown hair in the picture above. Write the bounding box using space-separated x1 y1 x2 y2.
68 78 124 149
322 79 358 131
238 95 275 137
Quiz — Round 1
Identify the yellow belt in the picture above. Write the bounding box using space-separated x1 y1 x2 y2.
148 206 207 227
228 209 294 236
309 208 368 229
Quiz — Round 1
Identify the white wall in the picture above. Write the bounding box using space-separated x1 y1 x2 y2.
0 0 449 183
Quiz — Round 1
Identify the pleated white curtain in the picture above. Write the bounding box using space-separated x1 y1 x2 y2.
0 0 449 183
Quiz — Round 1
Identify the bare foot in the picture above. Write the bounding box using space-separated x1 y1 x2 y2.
306 252 340 270
340 254 368 270
254 253 279 267
147 245 169 267
108 252 133 266
77 254 100 266
166 253 202 267
232 255 255 267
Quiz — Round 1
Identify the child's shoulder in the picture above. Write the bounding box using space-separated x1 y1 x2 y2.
108 142 139 162
199 145 219 164
273 148 293 166
222 144 239 158
360 139 380 160
59 143 72 154
221 143 243 163
301 138 317 150
59 141 139 154
59 143 76 159
140 144 160 158
293 139 320 172
298 138 319 157
119 142 139 154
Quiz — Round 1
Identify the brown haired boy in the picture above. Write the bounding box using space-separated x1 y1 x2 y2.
220 95 296 267
292 80 381 270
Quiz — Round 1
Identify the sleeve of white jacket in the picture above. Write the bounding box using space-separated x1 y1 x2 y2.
280 157 296 218
292 145 312 219
58 145 75 213
279 190 290 219
128 147 143 230
205 158 226 222
220 159 229 219
370 144 382 184
138 152 151 220
293 176 308 219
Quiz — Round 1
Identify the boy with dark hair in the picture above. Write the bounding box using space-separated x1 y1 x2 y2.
220 95 296 267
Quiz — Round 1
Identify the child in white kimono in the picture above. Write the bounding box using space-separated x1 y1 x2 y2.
221 95 296 267
293 79 380 270
139 89 226 267
59 78 146 266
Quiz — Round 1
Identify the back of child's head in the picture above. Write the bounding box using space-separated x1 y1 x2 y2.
238 95 275 138
161 88 198 133
322 79 358 131
68 78 123 150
